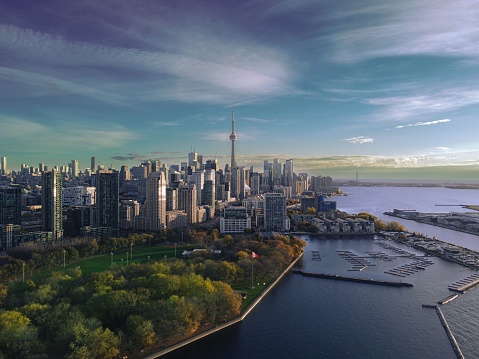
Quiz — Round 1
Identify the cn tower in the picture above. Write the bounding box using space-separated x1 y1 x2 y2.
229 109 237 169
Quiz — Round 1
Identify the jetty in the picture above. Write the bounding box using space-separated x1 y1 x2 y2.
422 305 464 359
292 270 413 287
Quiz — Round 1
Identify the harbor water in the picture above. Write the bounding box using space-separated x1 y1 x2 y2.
164 186 479 359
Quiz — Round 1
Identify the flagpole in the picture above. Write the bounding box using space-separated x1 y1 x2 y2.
251 257 254 289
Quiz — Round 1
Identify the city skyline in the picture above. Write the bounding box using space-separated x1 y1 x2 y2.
2 1 479 181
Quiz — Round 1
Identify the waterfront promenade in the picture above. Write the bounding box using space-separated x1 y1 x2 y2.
143 253 304 359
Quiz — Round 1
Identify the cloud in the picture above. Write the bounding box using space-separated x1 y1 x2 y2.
395 119 450 129
242 117 273 124
329 1 479 62
156 121 179 126
343 136 374 144
0 24 293 104
365 88 479 121
0 66 125 104
0 116 137 150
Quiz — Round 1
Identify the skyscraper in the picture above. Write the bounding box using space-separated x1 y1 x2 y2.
41 170 63 239
229 110 237 169
178 183 197 224
96 169 119 235
143 171 167 230
1 157 6 175
0 185 21 225
71 160 79 177
91 156 96 171
284 159 294 188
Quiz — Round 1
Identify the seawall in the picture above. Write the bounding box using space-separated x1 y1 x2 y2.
143 253 304 358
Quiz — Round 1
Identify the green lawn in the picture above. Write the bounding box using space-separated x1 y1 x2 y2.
40 244 195 277
231 274 276 310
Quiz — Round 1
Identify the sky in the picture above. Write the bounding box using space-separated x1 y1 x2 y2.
1 0 479 181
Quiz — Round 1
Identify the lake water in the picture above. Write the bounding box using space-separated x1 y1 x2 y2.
164 187 479 359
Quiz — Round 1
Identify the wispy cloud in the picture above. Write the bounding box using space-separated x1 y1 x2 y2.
365 88 479 121
0 66 125 104
343 136 374 144
395 119 450 129
0 24 293 104
329 1 479 62
242 117 274 124
156 121 179 126
0 116 137 150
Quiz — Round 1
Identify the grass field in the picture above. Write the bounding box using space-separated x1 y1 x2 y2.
43 243 196 277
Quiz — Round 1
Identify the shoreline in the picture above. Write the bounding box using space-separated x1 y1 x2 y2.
142 252 304 359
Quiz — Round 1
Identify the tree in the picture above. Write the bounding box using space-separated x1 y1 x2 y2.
306 207 317 215
0 310 46 358
68 322 119 359
124 315 155 350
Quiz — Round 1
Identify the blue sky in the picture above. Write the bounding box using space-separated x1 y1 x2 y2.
1 0 479 181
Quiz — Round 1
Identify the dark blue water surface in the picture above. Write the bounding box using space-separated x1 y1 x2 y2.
165 187 479 359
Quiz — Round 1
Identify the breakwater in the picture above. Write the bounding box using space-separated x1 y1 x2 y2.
422 304 464 359
292 270 413 287
143 253 304 358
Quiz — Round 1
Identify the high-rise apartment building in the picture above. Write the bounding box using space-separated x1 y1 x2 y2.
41 170 63 239
96 170 119 235
264 193 289 232
143 171 167 230
0 185 21 225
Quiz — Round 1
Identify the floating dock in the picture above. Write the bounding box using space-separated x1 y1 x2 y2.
311 250 321 261
292 270 413 287
448 273 479 293
438 294 458 305
384 259 434 277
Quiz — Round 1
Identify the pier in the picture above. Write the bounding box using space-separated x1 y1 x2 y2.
311 250 321 261
438 294 458 305
292 270 413 287
448 273 479 293
422 305 464 359
384 259 434 277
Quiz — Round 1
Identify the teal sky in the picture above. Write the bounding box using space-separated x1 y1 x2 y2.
1 1 479 181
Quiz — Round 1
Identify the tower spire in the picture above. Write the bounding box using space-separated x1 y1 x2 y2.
229 107 237 169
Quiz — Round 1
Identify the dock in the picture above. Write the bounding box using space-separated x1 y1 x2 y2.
438 294 458 305
292 270 413 287
384 259 434 277
448 273 479 293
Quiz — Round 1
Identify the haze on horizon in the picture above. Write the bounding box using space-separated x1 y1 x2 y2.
1 1 479 181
